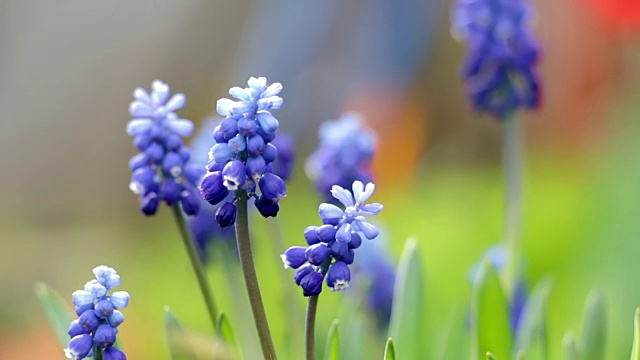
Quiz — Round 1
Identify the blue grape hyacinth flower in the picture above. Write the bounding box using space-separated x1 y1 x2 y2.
65 266 129 360
281 180 383 296
126 80 204 216
200 77 288 227
305 113 376 203
452 0 541 119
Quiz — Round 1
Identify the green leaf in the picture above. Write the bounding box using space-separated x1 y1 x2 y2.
470 259 512 360
165 307 197 360
388 238 425 359
486 352 498 360
34 282 75 348
563 332 579 360
630 307 640 360
324 319 339 360
384 338 396 360
514 279 552 360
216 312 236 347
578 291 606 360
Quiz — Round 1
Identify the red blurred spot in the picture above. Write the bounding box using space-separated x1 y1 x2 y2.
584 0 640 32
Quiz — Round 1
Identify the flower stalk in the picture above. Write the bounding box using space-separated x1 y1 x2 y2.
171 204 218 331
502 113 522 299
305 295 319 360
234 192 277 360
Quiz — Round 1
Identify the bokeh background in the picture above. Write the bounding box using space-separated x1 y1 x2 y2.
2 0 640 358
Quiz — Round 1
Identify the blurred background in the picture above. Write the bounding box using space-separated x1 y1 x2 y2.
2 0 640 358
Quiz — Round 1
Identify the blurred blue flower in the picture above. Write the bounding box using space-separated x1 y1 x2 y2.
126 80 204 216
452 0 540 118
65 266 128 360
200 77 289 227
281 180 383 296
306 113 376 202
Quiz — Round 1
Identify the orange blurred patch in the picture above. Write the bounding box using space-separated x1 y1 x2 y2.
583 0 640 33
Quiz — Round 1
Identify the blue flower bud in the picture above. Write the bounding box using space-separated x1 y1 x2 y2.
294 264 314 285
210 143 233 163
95 299 115 318
340 249 355 265
303 226 320 245
305 243 329 266
140 192 159 215
330 241 349 259
258 173 286 203
257 126 276 143
238 117 258 137
75 303 94 316
145 142 164 163
300 272 323 297
220 117 239 139
356 220 379 239
160 179 181 205
254 195 279 218
129 167 158 195
162 152 184 177
95 266 121 290
222 160 247 191
213 126 226 143
72 290 94 307
65 334 93 360
318 203 343 226
247 135 265 157
134 135 152 150
199 172 229 205
256 111 279 133
78 309 99 332
165 133 183 151
246 155 267 180
348 233 362 249
261 143 278 163
228 135 246 154
215 202 237 228
326 261 351 291
281 246 307 269
335 223 352 242
182 163 205 185
103 346 127 360
316 225 337 243
178 147 191 162
94 324 116 348
128 153 148 171
180 188 200 216
107 310 125 328
110 291 130 308
68 320 88 337
207 160 225 172
84 280 107 298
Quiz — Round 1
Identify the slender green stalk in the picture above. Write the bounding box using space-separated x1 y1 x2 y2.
93 345 103 360
502 113 522 298
305 296 319 360
171 204 218 331
234 192 277 360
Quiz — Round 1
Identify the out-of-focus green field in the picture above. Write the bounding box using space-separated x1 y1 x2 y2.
3 99 640 359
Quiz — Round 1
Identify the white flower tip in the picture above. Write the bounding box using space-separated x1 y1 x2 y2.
280 254 290 269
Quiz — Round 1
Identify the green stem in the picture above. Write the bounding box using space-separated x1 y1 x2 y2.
502 113 522 299
171 204 218 331
93 345 103 360
305 296 319 360
234 193 277 360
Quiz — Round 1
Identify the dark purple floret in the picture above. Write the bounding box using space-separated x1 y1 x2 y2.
254 196 280 217
103 347 127 360
300 272 324 297
452 0 541 118
215 202 237 229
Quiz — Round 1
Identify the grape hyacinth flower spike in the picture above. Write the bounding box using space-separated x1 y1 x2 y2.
65 266 129 360
281 180 384 295
200 76 287 228
305 113 376 203
126 80 204 216
451 0 541 119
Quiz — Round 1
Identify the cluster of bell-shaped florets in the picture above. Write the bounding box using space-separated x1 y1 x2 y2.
127 80 204 216
451 0 541 118
281 181 383 296
305 113 376 203
65 266 130 360
199 77 287 228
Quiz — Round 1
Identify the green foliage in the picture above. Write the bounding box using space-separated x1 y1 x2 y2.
34 282 75 349
388 238 425 359
324 319 339 360
470 259 512 360
563 332 579 360
486 352 498 360
578 291 606 360
165 306 198 360
631 308 640 360
384 338 396 360
514 279 552 359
